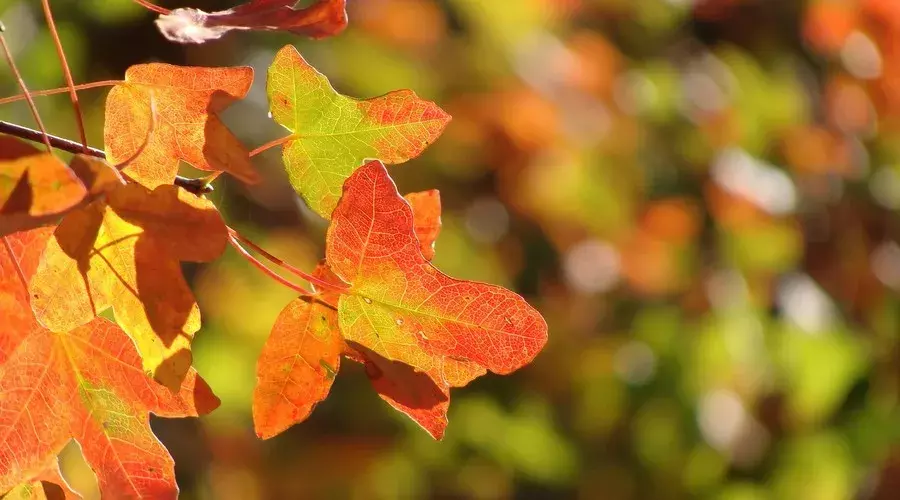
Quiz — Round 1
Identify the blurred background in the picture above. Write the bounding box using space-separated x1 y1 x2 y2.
4 0 900 498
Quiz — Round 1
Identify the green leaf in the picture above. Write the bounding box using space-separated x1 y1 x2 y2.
266 45 451 218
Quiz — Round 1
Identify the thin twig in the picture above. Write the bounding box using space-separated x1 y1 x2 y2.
40 0 88 152
0 24 52 153
131 0 171 15
1 236 30 295
0 80 121 106
249 134 294 157
227 227 350 293
1 120 103 157
0 120 213 195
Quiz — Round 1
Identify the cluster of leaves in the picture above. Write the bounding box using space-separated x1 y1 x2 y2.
0 1 547 497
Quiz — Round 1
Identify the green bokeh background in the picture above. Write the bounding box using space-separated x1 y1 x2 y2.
4 0 900 498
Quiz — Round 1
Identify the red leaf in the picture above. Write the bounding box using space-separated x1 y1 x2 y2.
156 0 347 44
326 160 548 376
348 342 449 439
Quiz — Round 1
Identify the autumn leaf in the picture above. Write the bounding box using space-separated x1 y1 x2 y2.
267 45 451 218
405 190 442 261
2 459 79 500
253 296 342 439
104 64 259 189
341 188 482 438
65 155 126 200
156 0 347 44
0 230 219 499
253 205 478 439
0 137 125 237
0 136 86 237
29 183 227 390
346 341 484 439
327 160 547 374
252 163 545 439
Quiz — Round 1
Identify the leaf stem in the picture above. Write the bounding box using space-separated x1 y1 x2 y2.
40 0 89 152
227 234 314 295
1 236 30 295
0 80 122 106
131 0 171 15
228 235 338 311
0 25 52 153
227 227 349 293
0 120 212 195
249 134 294 157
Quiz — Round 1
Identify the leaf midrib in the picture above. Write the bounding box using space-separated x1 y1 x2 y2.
343 291 539 341
285 118 446 141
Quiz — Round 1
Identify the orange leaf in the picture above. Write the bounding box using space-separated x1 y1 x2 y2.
326 161 547 375
104 64 259 189
156 0 347 44
66 155 126 199
0 136 86 236
252 297 342 439
404 189 441 261
29 183 227 390
0 230 219 498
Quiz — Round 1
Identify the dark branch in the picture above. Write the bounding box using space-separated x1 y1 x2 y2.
0 120 213 194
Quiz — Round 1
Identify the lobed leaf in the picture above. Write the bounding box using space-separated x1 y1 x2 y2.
156 0 347 44
0 230 218 499
252 165 543 440
254 235 482 439
29 183 227 390
104 64 259 189
326 161 547 376
267 45 451 218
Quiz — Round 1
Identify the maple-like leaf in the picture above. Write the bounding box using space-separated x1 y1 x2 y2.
29 183 227 390
267 45 451 218
104 64 259 189
2 459 79 499
252 163 545 439
0 136 86 236
327 160 547 374
156 0 347 44
0 230 219 498
405 190 442 261
253 201 473 439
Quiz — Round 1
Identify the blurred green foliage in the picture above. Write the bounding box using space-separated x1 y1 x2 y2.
5 0 900 498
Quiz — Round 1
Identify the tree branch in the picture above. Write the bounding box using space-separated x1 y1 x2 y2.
0 120 213 195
